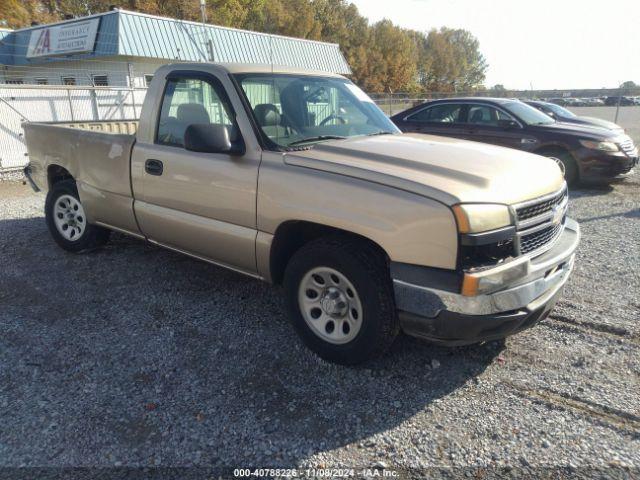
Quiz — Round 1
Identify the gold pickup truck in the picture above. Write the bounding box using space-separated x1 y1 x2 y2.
23 63 580 364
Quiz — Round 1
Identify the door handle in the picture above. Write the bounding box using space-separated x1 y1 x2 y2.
145 159 163 176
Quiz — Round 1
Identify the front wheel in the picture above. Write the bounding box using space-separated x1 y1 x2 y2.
284 236 399 365
543 150 579 186
45 180 110 252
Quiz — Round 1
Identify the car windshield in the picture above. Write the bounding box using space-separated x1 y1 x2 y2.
545 103 577 118
235 73 399 148
504 101 555 125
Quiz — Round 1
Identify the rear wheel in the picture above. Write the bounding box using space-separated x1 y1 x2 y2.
45 180 110 252
284 236 399 365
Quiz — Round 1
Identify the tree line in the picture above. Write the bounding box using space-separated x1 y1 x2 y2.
1 0 488 93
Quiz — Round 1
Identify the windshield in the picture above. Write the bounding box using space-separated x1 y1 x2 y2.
545 103 577 118
504 101 555 125
235 73 399 148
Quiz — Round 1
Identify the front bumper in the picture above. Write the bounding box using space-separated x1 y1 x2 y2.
576 148 637 181
393 218 580 345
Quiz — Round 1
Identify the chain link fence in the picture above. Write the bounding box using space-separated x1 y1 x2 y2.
2 80 639 173
369 87 640 117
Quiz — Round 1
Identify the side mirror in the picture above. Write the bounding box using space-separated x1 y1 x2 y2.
184 124 244 155
497 119 519 129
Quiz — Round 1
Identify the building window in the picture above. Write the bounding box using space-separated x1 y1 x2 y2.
92 75 109 87
36 78 48 85
144 75 154 87
62 76 76 86
6 79 24 85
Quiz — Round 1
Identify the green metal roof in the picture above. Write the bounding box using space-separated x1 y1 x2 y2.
0 10 351 74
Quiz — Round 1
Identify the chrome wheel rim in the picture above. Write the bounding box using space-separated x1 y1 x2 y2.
53 194 86 241
298 267 363 344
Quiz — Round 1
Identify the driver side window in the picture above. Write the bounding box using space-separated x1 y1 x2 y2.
466 105 516 126
156 77 234 148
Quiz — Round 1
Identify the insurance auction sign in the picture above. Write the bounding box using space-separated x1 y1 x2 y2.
26 19 100 58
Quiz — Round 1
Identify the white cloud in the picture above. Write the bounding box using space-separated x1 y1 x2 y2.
349 0 640 89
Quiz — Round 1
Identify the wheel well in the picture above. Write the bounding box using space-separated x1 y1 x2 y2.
47 165 74 189
269 221 388 285
534 145 571 158
533 145 579 178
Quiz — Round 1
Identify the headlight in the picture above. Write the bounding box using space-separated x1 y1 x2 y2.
452 204 512 233
461 259 529 296
579 139 619 152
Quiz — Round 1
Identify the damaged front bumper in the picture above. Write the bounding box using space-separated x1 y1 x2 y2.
393 218 580 345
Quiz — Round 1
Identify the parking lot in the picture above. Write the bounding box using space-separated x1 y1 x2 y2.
570 106 640 144
0 170 638 474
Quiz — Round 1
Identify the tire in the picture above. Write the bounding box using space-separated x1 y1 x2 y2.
541 149 579 186
283 236 399 365
45 179 110 252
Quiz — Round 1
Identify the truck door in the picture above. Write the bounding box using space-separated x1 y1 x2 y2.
131 71 260 276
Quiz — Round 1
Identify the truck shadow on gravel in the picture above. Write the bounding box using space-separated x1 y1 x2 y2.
1 217 503 466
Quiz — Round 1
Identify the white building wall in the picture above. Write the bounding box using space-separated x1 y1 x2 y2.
0 56 171 87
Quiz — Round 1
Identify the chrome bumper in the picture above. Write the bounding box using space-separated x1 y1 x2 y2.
393 218 580 318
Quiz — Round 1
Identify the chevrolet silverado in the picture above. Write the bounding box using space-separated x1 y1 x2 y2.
23 63 580 364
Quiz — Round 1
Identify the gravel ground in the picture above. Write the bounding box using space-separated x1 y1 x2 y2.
0 174 638 477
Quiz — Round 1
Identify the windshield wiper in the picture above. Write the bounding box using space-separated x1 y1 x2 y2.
366 130 395 136
288 135 346 146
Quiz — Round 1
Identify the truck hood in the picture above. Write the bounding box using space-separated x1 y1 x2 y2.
284 133 564 206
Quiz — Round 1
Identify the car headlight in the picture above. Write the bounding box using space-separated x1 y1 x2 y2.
452 204 512 233
579 139 619 152
461 258 529 296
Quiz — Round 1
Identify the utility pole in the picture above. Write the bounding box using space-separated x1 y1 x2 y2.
200 0 207 24
199 0 214 62
614 81 622 123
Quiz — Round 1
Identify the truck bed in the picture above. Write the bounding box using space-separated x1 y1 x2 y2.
44 119 139 135
23 120 141 234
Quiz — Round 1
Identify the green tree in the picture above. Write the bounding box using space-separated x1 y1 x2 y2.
0 0 489 96
0 0 57 28
206 0 266 30
261 0 321 38
311 0 370 84
418 27 487 93
489 84 508 97
362 20 417 93
620 80 638 88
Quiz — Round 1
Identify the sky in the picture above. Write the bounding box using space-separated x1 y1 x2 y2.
350 0 640 90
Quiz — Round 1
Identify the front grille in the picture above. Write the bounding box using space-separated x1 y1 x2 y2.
515 186 567 222
612 159 636 175
619 137 638 156
513 184 568 256
519 223 563 255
